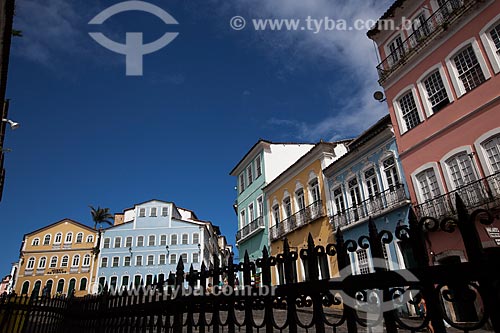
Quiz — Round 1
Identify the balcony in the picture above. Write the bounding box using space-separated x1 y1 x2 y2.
376 0 481 83
236 216 264 243
415 171 500 220
270 200 324 241
331 184 410 230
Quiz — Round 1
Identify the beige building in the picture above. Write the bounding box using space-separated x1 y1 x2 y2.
15 219 99 297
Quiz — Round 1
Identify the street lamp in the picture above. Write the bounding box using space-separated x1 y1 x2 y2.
166 245 169 256
2 118 20 130
197 244 201 253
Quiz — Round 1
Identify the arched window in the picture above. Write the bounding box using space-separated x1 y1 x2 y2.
65 232 73 243
32 238 40 246
181 234 188 245
83 254 91 267
181 253 188 263
72 254 80 267
86 235 94 243
309 178 321 205
61 255 69 267
114 237 121 248
21 281 30 295
481 134 500 174
56 279 65 294
43 234 51 245
49 256 58 268
137 236 144 247
38 256 47 269
26 257 35 269
170 254 177 264
103 238 111 248
160 234 167 246
68 278 76 295
148 235 155 246
45 280 53 295
171 234 178 245
192 233 199 244
33 281 42 296
54 233 62 244
76 232 83 243
79 278 87 291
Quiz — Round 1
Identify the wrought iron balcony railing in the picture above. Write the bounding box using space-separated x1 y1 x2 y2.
331 183 410 230
270 200 324 241
236 216 264 243
414 171 500 220
376 0 480 83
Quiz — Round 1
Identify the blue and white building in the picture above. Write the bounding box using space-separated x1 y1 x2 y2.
95 199 224 291
323 115 415 274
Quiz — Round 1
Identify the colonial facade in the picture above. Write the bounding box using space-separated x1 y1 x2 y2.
368 0 500 262
95 200 222 291
14 219 99 297
230 140 314 261
264 141 349 285
324 115 413 275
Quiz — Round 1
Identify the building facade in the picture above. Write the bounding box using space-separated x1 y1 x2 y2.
95 200 222 291
368 0 500 262
324 116 414 276
264 142 349 285
230 140 314 262
14 219 99 297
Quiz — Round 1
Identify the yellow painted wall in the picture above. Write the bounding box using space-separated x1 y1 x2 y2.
15 219 98 297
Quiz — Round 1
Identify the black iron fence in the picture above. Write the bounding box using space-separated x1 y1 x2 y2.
1 195 499 333
270 200 324 241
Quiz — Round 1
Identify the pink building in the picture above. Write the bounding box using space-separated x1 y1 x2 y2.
368 0 500 264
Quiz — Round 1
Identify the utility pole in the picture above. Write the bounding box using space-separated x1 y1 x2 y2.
0 0 16 202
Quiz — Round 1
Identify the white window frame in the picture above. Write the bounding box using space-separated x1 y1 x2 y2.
192 252 199 263
181 233 189 245
65 232 73 244
240 209 246 227
43 234 51 245
380 152 401 191
150 207 157 217
86 235 94 243
411 162 446 204
148 235 156 246
170 254 177 265
474 127 500 176
159 254 166 265
32 238 40 246
54 233 62 244
112 256 119 267
247 165 253 186
147 255 154 266
103 238 111 249
26 257 35 270
480 14 500 74
160 234 168 246
161 206 169 217
248 203 255 222
384 32 405 66
101 257 108 268
417 63 454 117
125 236 133 248
256 196 264 217
49 256 58 268
114 236 122 248
255 155 262 178
139 208 146 217
136 255 143 266
445 38 491 98
123 256 131 267
72 254 80 267
61 255 69 268
440 146 479 191
192 233 199 244
76 232 83 243
239 173 245 193
137 235 144 247
392 85 425 134
170 234 178 245
83 254 91 267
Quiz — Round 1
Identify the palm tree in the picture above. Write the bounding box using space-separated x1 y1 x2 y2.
89 206 114 230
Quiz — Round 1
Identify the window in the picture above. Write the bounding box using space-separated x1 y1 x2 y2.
170 254 177 264
112 257 119 267
171 234 178 245
32 238 40 246
257 196 263 217
26 257 35 269
296 189 305 211
159 254 166 265
121 276 129 287
124 256 131 267
192 233 199 244
272 205 280 224
162 206 168 216
193 253 199 263
422 69 450 113
103 238 111 249
43 234 51 245
148 235 156 246
248 203 255 221
83 254 91 267
454 45 486 93
146 275 153 286
356 249 370 275
333 187 345 215
481 19 500 73
240 210 246 227
412 13 430 41
482 135 500 173
247 165 253 185
387 35 405 65
50 256 58 268
76 233 83 243
150 207 157 217
181 253 188 263
72 255 80 267
134 275 142 287
86 235 94 243
255 155 262 177
283 197 292 218
383 156 400 189
348 178 362 206
147 255 154 266
364 168 379 198
137 236 144 247
181 234 188 245
114 237 121 248
416 168 441 202
310 179 320 204
136 255 143 266
38 257 47 269
80 278 87 291
65 232 73 243
239 173 245 193
101 257 108 268
54 233 62 244
398 91 421 131
139 208 146 217
125 236 132 248
160 234 167 246
445 152 477 189
61 255 69 267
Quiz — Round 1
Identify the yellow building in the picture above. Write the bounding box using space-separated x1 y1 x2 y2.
263 142 349 285
15 219 99 297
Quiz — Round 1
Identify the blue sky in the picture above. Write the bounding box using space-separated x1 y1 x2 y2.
0 0 392 272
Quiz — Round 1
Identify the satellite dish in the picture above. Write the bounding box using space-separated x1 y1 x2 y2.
373 91 385 101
